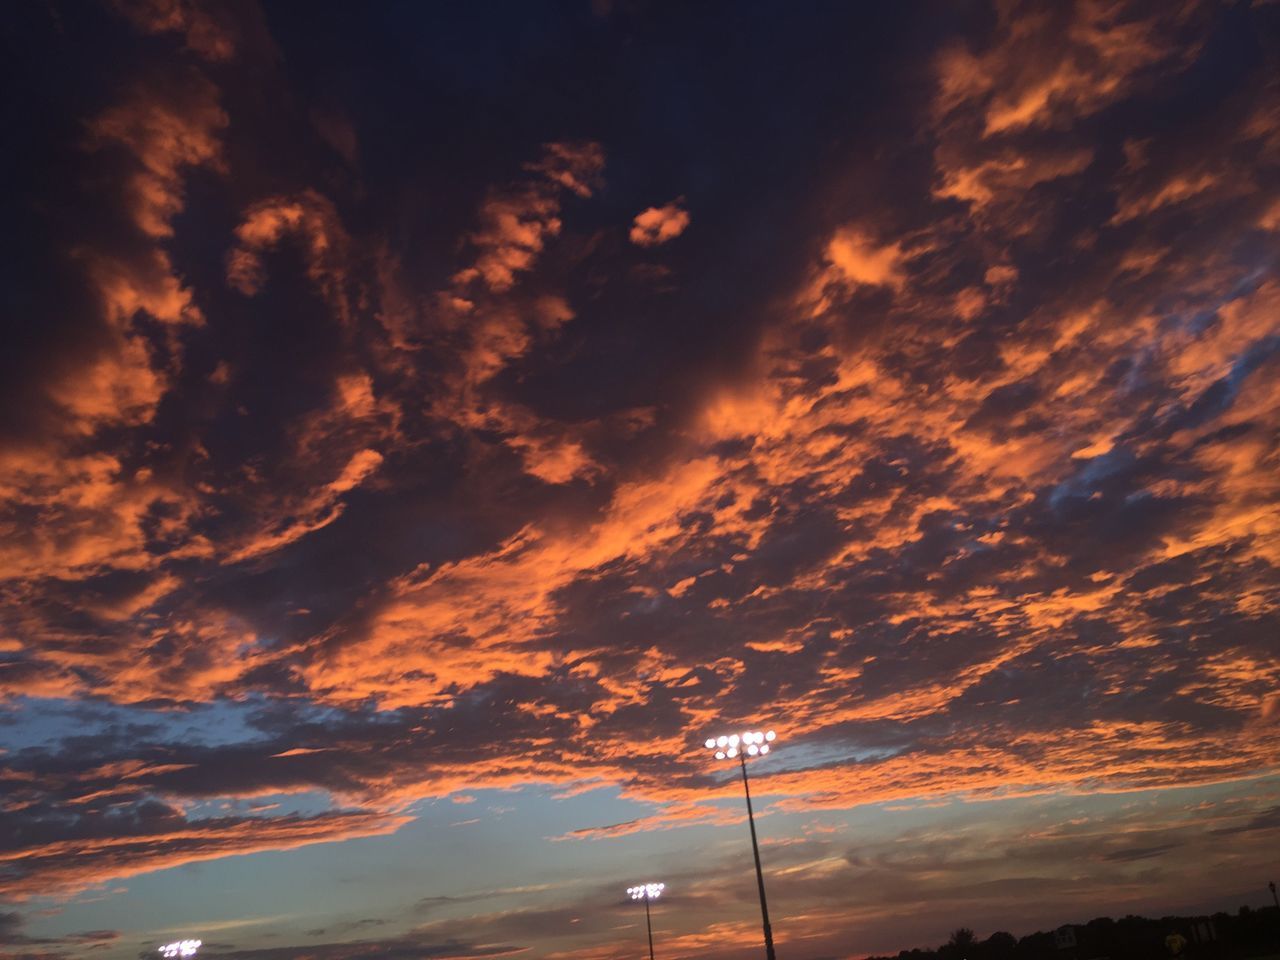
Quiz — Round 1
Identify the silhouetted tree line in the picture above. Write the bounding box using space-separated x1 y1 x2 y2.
865 904 1280 960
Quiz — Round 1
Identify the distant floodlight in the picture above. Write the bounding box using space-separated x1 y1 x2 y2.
760 744 769 754
715 750 726 759
717 735 728 748
748 744 759 755
728 734 740 747
629 882 665 960
705 738 716 749
765 730 775 741
627 882 665 900
159 942 201 959
727 747 738 758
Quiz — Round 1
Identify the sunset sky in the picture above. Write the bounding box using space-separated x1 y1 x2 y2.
2 2 1279 959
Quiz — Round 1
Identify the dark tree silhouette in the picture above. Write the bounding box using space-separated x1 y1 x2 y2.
942 927 976 960
983 930 1016 958
950 928 976 949
865 906 1280 960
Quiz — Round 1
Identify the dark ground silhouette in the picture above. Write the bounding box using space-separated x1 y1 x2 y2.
863 904 1280 960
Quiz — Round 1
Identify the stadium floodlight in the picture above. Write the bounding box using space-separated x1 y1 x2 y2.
626 882 666 960
627 882 665 900
704 729 779 960
158 941 202 959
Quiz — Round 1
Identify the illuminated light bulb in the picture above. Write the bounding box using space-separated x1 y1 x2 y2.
728 734 739 747
747 744 759 755
159 942 201 959
765 730 776 741
760 743 769 754
727 747 738 758
705 738 716 749
717 735 728 748
715 750 725 759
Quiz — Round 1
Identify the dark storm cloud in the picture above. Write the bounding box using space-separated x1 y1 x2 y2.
1 0 1279 957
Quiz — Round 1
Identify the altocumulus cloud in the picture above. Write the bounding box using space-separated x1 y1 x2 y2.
1 1 1279 959
629 200 691 247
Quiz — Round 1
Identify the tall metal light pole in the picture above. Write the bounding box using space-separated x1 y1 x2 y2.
705 729 778 960
627 882 665 960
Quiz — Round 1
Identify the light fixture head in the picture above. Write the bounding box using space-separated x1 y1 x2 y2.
159 942 201 959
708 729 775 760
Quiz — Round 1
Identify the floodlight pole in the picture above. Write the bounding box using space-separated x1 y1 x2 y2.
643 890 656 960
739 752 776 960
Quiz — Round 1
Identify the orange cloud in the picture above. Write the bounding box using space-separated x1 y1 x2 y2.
935 1 1207 136
525 141 606 198
6 3 1279 918
629 200 690 247
227 190 353 327
1 71 230 581
220 385 396 564
110 0 237 60
455 142 605 292
934 145 1093 213
823 227 905 288
87 72 227 240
